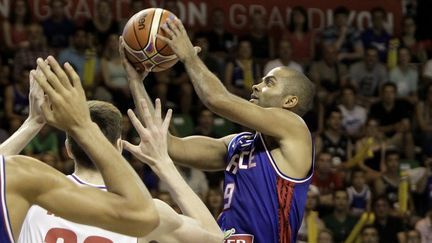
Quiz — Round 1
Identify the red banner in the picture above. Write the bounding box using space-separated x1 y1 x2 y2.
0 0 403 35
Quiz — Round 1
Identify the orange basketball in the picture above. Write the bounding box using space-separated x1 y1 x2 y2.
122 8 178 72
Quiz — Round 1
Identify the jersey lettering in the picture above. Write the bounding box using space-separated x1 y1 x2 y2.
223 183 235 210
224 234 254 243
226 147 256 174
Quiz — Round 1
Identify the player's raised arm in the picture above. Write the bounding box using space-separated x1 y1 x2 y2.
122 98 223 242
7 155 150 238
30 56 159 236
0 69 45 155
119 37 230 171
158 19 314 142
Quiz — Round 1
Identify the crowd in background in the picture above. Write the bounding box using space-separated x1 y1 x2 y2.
1 0 432 242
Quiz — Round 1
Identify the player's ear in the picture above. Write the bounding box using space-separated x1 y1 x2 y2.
282 95 298 109
116 138 123 152
65 138 74 160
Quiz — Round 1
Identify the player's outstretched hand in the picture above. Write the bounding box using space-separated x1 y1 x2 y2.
118 36 149 82
31 56 92 133
157 18 200 63
122 98 173 173
28 66 45 124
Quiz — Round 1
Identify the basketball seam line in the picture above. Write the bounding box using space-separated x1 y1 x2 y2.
132 12 155 65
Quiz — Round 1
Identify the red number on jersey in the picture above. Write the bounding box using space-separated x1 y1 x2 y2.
45 228 77 243
45 228 113 243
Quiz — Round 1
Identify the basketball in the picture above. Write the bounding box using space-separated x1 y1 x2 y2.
122 8 179 72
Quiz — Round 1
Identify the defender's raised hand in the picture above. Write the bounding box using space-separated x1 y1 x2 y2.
122 98 172 173
31 56 91 133
157 18 200 63
28 66 45 124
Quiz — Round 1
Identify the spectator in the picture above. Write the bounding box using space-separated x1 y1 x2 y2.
415 210 432 243
416 157 432 212
282 6 315 66
323 190 358 243
194 109 217 137
2 0 31 52
322 6 364 64
400 16 428 64
349 47 388 105
422 58 432 85
101 33 130 112
416 84 432 155
297 185 325 243
315 107 353 166
374 150 402 209
152 63 193 114
389 47 419 102
347 168 372 216
224 40 260 99
369 82 414 159
159 166 209 200
309 44 348 105
317 229 334 243
244 12 274 63
205 187 223 219
303 96 325 135
58 28 101 93
373 196 406 243
312 152 344 210
13 23 51 81
23 126 60 160
361 225 380 243
263 40 303 75
338 85 367 139
194 33 224 79
205 8 236 60
356 118 387 181
406 229 422 243
42 0 75 50
361 7 391 62
84 0 120 53
4 66 30 124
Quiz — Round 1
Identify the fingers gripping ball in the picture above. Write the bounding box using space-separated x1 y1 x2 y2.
122 8 179 72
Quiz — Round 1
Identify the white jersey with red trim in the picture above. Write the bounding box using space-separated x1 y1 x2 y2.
17 174 138 243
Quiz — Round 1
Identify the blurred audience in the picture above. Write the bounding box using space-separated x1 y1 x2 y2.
263 40 303 75
349 47 388 105
224 39 260 99
42 0 75 50
361 7 391 63
2 0 31 52
310 44 348 105
283 6 315 66
322 6 364 64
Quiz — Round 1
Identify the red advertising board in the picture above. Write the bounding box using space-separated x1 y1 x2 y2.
0 0 403 34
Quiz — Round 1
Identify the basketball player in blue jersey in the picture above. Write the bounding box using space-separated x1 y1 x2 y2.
129 19 316 243
0 56 161 243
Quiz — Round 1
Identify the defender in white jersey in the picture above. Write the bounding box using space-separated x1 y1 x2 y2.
19 175 138 243
18 101 139 243
18 79 223 243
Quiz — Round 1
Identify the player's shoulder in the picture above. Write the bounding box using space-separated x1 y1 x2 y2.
5 155 60 178
5 155 73 197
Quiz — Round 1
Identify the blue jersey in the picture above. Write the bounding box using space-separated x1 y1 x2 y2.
0 156 15 243
218 132 314 243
